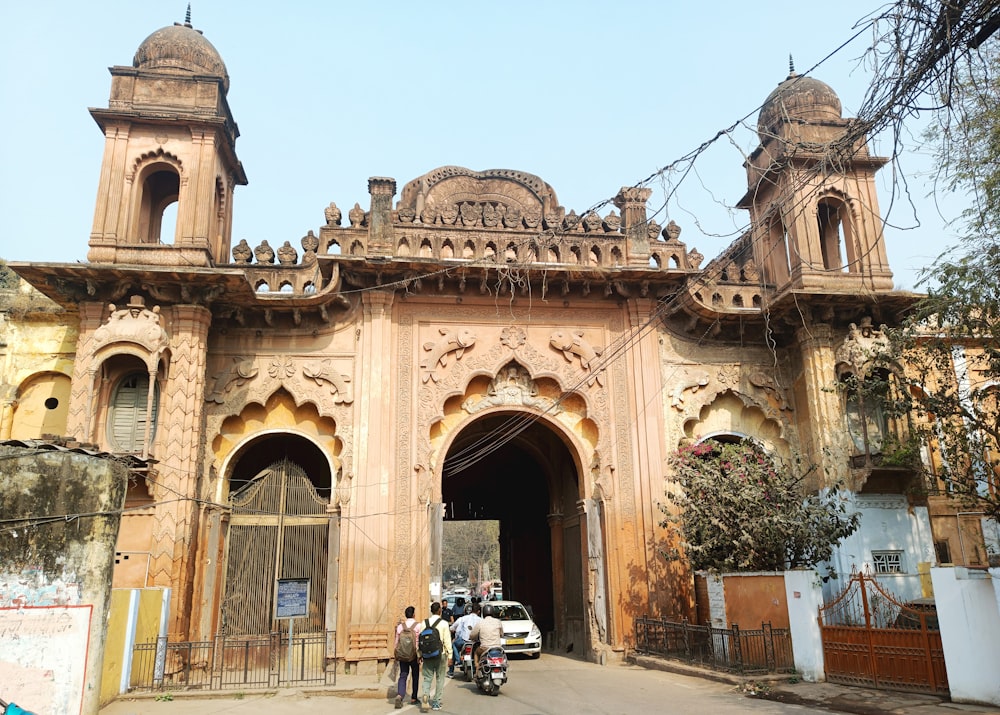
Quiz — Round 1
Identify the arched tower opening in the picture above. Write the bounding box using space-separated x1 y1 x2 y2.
135 163 180 245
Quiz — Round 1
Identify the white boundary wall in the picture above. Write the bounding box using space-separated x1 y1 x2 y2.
783 569 825 682
930 566 1000 706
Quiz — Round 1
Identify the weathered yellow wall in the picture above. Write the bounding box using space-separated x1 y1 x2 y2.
0 281 78 441
101 590 133 705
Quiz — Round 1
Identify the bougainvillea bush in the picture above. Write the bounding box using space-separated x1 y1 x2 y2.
662 440 859 572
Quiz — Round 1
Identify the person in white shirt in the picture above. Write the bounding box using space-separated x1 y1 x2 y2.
448 602 482 676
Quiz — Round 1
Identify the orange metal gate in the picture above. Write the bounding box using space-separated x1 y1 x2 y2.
818 573 948 694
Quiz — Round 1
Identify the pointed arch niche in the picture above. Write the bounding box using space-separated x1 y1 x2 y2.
681 390 789 459
212 389 342 502
430 360 597 462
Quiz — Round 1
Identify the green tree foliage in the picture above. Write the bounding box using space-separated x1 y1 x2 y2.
661 440 859 572
875 291 1000 524
442 520 499 588
925 40 1000 244
870 36 1000 524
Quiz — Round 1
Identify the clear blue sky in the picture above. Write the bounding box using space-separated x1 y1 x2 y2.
0 1 962 290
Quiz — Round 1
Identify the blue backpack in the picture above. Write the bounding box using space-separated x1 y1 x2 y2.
418 617 443 658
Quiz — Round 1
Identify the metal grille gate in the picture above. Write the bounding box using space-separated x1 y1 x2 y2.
818 573 948 694
221 459 330 636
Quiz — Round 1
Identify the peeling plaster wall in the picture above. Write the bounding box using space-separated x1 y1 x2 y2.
0 446 127 715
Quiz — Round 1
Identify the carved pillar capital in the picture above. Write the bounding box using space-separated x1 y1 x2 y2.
795 322 834 348
613 187 653 265
368 176 397 257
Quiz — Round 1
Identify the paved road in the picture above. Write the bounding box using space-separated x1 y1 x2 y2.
101 653 824 714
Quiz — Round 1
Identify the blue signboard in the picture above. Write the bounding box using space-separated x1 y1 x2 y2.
276 578 310 619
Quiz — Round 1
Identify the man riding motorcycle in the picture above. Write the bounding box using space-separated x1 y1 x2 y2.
449 602 481 677
468 603 503 663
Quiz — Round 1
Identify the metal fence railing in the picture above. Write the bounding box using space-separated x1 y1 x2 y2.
634 617 795 675
129 631 336 692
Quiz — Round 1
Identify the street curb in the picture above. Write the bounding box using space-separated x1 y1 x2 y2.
626 653 790 688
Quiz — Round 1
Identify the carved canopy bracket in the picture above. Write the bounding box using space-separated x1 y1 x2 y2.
92 295 170 366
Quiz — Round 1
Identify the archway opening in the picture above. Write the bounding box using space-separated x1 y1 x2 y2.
219 433 333 636
441 412 582 648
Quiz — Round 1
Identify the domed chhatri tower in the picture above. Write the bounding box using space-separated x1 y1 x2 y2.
738 61 893 293
87 10 246 266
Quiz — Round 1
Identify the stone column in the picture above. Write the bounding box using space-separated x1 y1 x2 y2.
613 187 653 266
88 122 131 262
67 302 107 443
548 511 565 646
367 177 396 257
796 323 851 489
149 303 212 636
0 399 14 440
341 289 395 667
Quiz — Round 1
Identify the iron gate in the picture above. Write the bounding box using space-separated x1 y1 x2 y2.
221 459 330 636
818 573 948 694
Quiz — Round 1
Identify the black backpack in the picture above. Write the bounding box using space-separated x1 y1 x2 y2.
418 617 443 658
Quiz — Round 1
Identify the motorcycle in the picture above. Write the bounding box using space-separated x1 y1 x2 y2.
474 645 508 696
461 641 475 681
1 698 37 715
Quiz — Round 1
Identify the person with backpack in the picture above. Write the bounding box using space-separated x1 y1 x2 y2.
393 605 421 709
418 601 452 712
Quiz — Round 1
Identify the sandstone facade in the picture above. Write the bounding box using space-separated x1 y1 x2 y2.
3 20 944 671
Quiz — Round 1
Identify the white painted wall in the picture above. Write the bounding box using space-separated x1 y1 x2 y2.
705 573 726 627
783 569 825 682
930 567 1000 706
822 495 934 603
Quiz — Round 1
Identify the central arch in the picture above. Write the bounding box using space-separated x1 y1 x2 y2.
440 410 593 653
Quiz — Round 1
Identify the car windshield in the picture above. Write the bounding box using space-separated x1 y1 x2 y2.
497 604 528 620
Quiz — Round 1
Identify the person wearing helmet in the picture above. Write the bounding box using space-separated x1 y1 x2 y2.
469 602 503 663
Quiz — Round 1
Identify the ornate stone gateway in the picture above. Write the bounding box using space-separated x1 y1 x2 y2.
221 459 330 635
440 407 601 652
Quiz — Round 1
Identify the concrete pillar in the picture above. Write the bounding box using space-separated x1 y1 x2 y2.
931 566 1000 705
784 569 826 682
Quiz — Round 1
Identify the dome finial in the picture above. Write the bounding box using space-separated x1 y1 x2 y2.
788 54 796 76
184 3 192 28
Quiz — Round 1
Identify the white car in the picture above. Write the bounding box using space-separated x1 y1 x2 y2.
490 600 542 657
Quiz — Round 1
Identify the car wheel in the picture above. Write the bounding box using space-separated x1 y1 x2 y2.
531 651 540 659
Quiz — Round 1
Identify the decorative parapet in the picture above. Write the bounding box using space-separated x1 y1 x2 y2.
310 168 698 273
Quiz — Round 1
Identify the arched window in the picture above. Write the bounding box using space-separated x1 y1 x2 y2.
817 198 857 272
136 164 180 244
108 372 158 453
765 218 791 285
843 368 889 459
